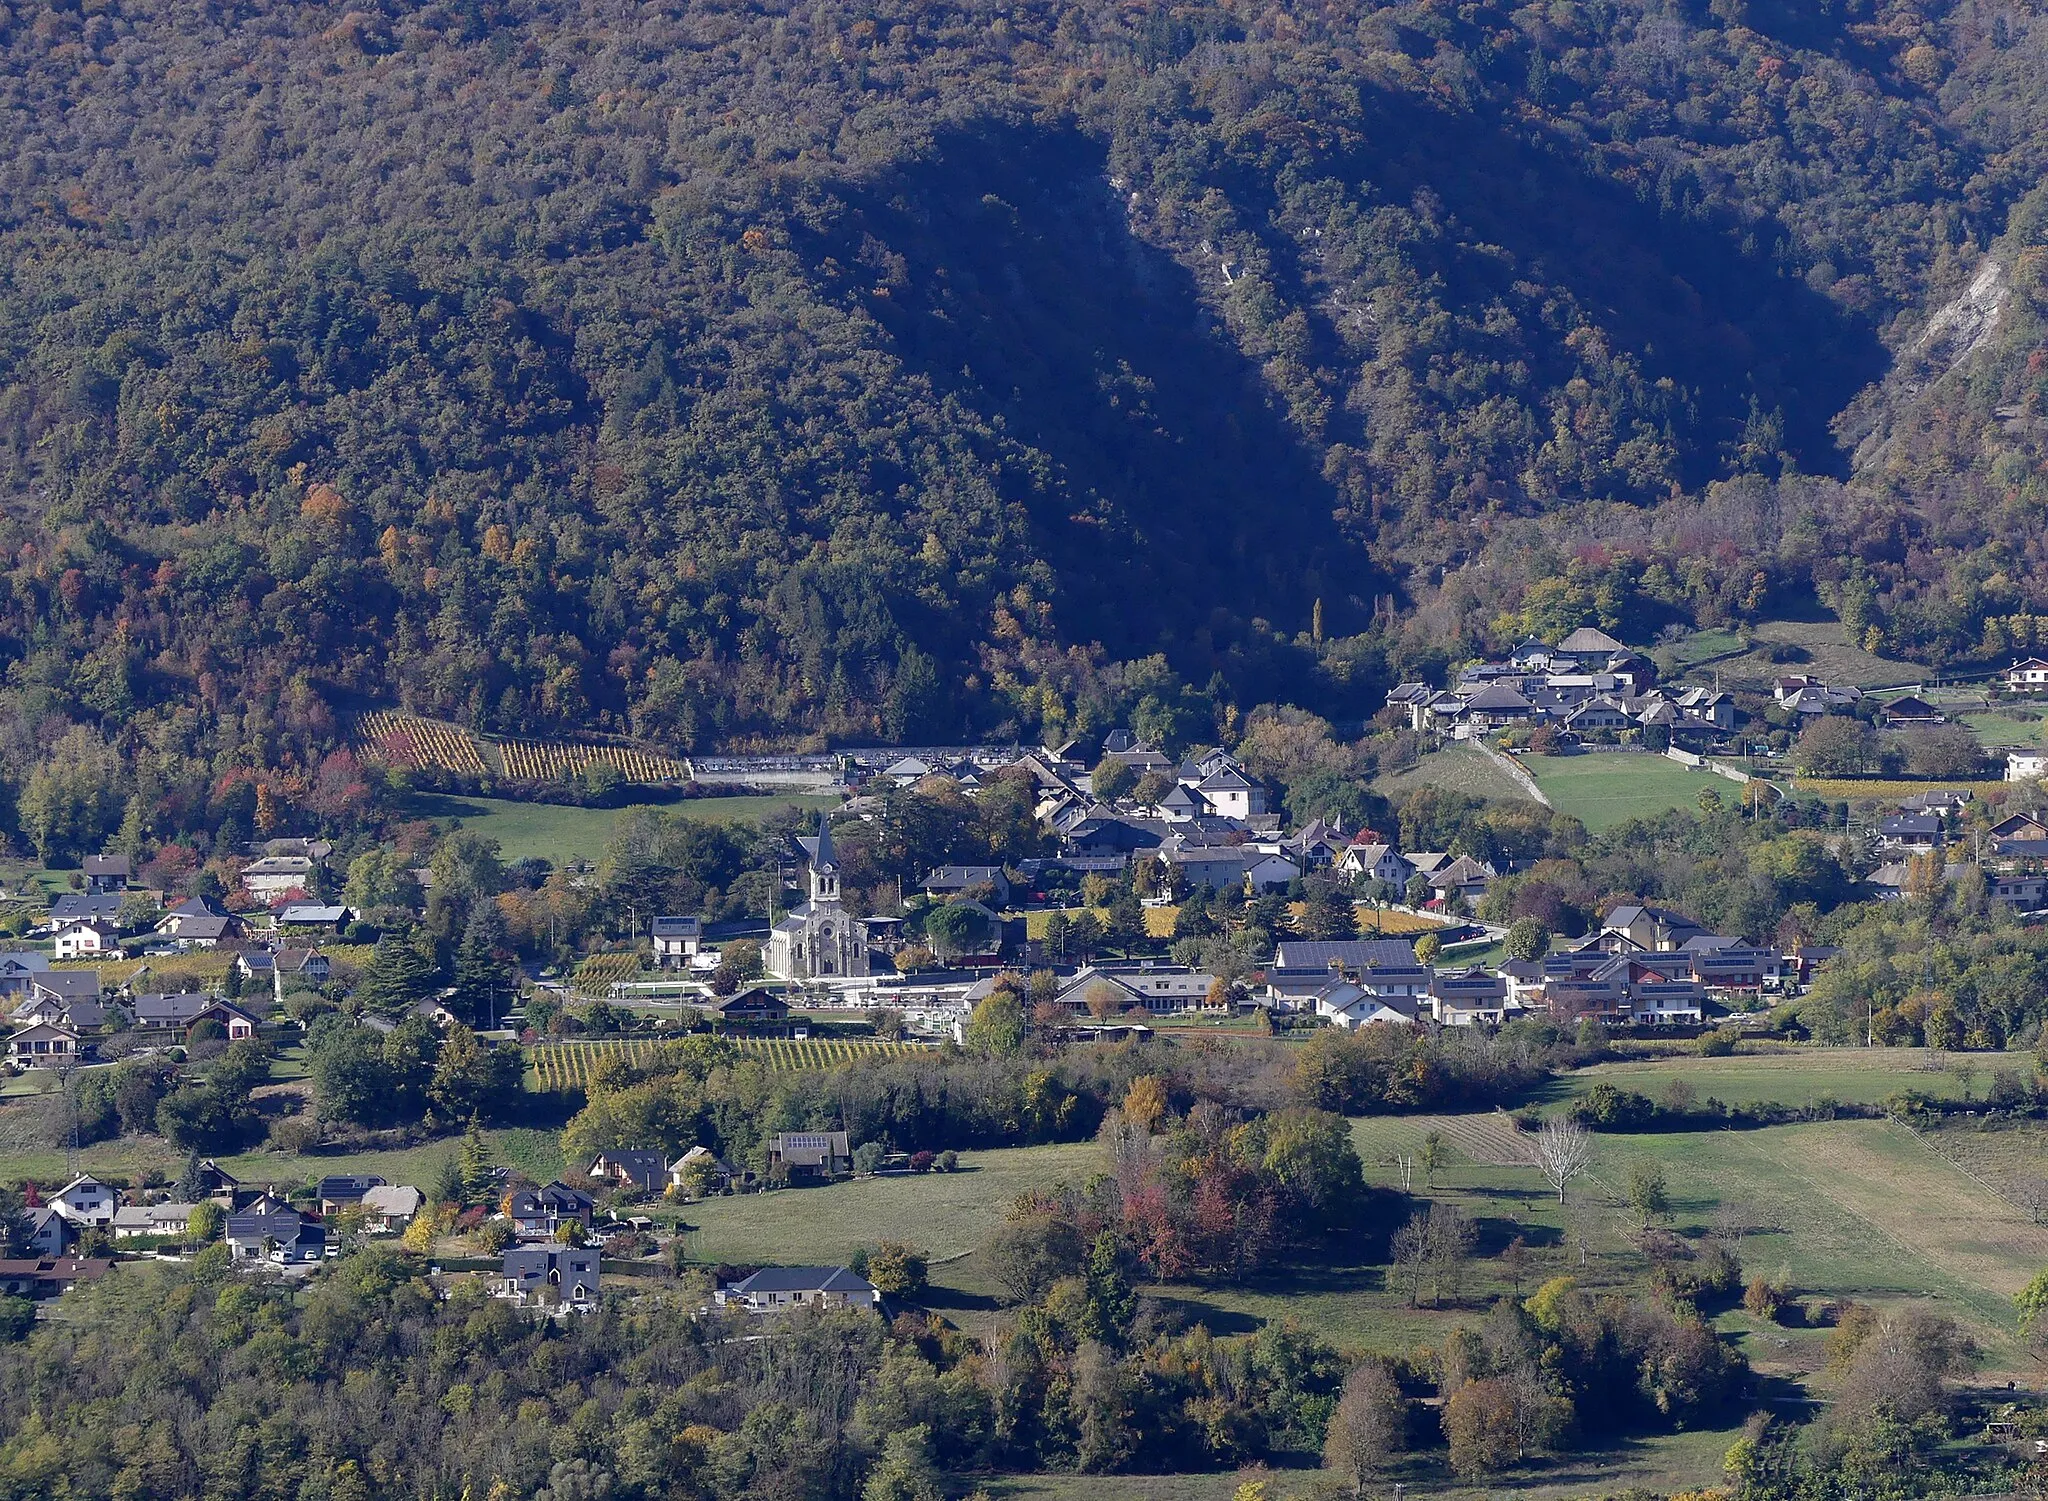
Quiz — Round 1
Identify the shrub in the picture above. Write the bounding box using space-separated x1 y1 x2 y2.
1743 1275 1784 1323
909 1150 935 1173
1696 1026 1741 1057
936 1149 958 1172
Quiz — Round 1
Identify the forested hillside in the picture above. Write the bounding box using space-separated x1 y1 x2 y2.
0 0 2045 775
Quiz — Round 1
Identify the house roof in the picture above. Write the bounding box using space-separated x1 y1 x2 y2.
590 1149 667 1187
171 917 233 940
49 893 123 922
225 1209 309 1242
360 1185 423 1217
83 855 131 878
317 1175 386 1199
134 992 213 1026
650 916 702 939
728 1265 877 1296
276 904 348 924
0 952 49 976
1462 684 1533 712
33 970 102 1000
1556 627 1624 653
1272 939 1420 971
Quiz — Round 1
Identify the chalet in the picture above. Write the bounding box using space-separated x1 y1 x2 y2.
359 1185 424 1233
767 1131 851 1179
317 1175 386 1215
0 1258 112 1298
586 1150 667 1193
6 1022 82 1066
190 1001 263 1040
50 1175 116 1227
1672 687 1738 730
259 837 335 862
1877 812 1944 850
502 1246 599 1305
1879 694 1944 727
1990 812 2048 843
2008 658 2048 694
113 1202 198 1239
706 988 790 1025
650 916 703 968
226 1209 326 1263
51 919 117 960
716 1266 880 1312
508 1183 595 1239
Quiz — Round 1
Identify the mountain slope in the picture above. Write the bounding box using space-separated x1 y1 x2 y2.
0 0 2042 762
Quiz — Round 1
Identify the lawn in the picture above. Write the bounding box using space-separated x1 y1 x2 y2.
1708 617 1925 691
978 1424 1749 1501
405 792 840 865
680 1141 1101 1275
1372 743 1536 806
1960 709 2048 749
1543 1046 1999 1110
1524 752 1727 831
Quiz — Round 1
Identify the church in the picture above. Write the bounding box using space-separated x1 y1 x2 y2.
764 813 874 980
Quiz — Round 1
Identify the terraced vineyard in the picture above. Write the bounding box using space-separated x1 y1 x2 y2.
355 711 489 775
572 953 645 991
526 1036 920 1090
498 739 690 784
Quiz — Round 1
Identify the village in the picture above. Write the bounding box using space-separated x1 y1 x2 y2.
3 627 2048 1348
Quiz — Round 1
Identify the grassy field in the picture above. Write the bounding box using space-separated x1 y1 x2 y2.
979 1424 1749 1501
1544 1047 1996 1110
1524 752 1727 831
1960 709 2048 749
681 1141 1101 1271
1709 618 1924 690
1372 743 1536 805
406 792 839 864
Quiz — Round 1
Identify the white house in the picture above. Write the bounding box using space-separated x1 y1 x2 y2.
240 856 316 901
650 916 703 968
2009 750 2048 782
360 1185 425 1233
715 1266 881 1311
51 919 118 960
50 1174 116 1227
113 1202 198 1239
2008 658 2048 694
1314 982 1421 1030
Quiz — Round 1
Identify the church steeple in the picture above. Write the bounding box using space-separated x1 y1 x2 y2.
809 812 839 904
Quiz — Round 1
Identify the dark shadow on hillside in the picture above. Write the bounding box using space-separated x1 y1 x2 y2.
793 123 1379 668
1317 89 1888 480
